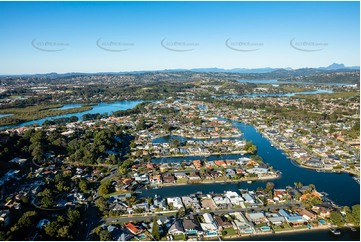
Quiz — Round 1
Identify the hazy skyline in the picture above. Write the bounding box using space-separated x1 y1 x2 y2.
0 1 359 74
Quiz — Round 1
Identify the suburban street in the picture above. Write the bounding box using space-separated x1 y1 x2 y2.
104 202 301 224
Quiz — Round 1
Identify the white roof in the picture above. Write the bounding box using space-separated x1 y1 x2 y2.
200 222 217 231
203 213 214 224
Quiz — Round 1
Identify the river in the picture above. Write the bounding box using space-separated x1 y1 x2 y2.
0 100 143 129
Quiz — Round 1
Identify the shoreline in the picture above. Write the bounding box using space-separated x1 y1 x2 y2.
222 225 333 241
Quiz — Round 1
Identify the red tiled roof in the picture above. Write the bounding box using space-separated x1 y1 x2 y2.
125 223 142 235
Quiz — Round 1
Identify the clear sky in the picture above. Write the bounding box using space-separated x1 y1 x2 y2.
0 1 359 74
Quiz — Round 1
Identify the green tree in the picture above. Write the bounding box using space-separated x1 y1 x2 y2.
192 117 202 126
99 230 112 241
67 209 81 225
152 216 160 240
330 211 345 227
244 141 257 153
95 197 107 212
79 179 88 192
45 222 60 238
176 208 186 218
41 196 54 208
136 118 147 130
57 225 71 239
170 139 180 147
99 181 112 196
17 211 38 228
0 231 6 240
265 182 275 192
351 204 360 226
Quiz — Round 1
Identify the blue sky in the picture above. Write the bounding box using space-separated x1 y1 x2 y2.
0 1 359 74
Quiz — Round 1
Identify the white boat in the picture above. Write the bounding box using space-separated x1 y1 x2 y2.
330 228 341 235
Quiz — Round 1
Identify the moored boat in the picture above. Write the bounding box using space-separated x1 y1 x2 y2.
330 228 341 235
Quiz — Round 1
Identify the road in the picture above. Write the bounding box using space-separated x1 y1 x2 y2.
84 203 102 240
104 202 301 224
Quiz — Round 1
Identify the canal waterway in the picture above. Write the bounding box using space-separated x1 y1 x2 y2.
141 121 360 208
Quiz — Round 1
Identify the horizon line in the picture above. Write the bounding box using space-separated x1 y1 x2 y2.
1 64 360 76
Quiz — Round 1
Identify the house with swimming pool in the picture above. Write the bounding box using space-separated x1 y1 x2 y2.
182 215 203 238
278 209 306 226
231 212 255 234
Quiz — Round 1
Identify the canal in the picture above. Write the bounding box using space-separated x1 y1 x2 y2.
140 121 360 207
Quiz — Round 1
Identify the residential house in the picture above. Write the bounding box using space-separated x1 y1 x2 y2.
182 215 203 238
205 161 215 169
242 193 255 204
224 191 244 206
265 213 285 225
231 212 255 234
298 208 317 221
200 213 218 236
245 212 267 224
163 174 176 184
193 160 202 170
278 209 306 226
214 215 232 229
225 169 236 178
188 172 201 181
214 160 227 168
246 168 268 175
201 198 217 210
167 197 184 209
212 196 231 208
125 223 143 235
133 173 149 184
312 204 334 218
149 175 162 185
168 220 185 235
174 172 187 179
133 202 149 212
181 196 200 209
0 210 10 227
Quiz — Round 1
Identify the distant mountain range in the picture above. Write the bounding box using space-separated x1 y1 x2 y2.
1 63 359 77
162 63 359 74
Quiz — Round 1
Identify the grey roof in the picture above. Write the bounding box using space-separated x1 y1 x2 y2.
182 217 202 231
169 220 185 234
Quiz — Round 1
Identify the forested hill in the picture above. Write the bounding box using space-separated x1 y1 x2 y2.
0 68 360 85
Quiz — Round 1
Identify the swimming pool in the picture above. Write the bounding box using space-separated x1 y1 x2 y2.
207 231 218 236
137 233 146 239
319 220 326 225
260 226 271 232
